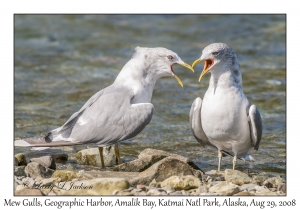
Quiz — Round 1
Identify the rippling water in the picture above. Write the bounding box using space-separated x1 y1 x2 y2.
14 15 286 176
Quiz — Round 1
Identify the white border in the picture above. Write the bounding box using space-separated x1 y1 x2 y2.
3 1 298 209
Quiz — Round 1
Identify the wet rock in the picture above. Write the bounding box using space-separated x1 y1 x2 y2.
24 162 54 178
263 176 285 188
209 181 240 195
205 170 225 182
30 156 56 170
76 146 116 167
239 183 257 192
225 169 252 186
15 153 27 166
113 148 203 173
252 173 269 185
51 170 79 182
277 183 286 193
53 178 129 195
14 176 24 184
14 157 19 166
161 185 175 194
199 185 209 193
254 185 271 194
15 188 43 196
14 166 26 177
160 175 201 190
136 184 146 191
129 157 203 186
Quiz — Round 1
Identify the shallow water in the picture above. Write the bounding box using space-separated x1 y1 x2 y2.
14 15 286 177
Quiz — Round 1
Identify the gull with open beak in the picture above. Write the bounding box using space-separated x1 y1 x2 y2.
15 46 194 168
190 43 262 171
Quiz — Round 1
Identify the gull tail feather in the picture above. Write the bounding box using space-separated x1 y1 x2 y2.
14 137 83 150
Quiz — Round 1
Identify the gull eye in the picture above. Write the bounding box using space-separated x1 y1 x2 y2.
212 52 219 56
167 55 174 60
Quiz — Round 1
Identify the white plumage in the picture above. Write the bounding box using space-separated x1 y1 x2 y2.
190 43 262 170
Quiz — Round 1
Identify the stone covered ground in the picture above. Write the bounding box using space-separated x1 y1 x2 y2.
14 148 286 196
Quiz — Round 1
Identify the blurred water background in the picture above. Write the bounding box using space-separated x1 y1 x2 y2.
14 14 286 176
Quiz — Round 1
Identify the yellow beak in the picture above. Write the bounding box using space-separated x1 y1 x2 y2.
192 58 201 68
179 62 194 73
173 62 194 87
192 58 210 82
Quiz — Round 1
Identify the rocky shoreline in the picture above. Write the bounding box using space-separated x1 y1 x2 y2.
14 148 286 196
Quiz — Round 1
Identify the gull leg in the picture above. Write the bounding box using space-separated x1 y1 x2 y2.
114 143 122 164
98 147 105 169
218 150 222 171
233 155 237 170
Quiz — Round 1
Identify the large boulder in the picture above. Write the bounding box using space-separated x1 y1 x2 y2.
129 156 203 186
81 148 203 187
112 148 203 186
137 148 202 171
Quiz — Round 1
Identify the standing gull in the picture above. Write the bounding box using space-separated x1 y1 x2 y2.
15 46 194 168
190 43 262 171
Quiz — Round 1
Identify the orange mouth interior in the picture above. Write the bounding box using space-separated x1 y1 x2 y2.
170 65 174 74
204 59 214 71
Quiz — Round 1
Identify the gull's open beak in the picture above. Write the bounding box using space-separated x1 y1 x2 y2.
192 58 214 82
172 62 194 87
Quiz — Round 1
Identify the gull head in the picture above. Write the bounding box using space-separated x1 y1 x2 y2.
192 43 237 82
133 46 194 87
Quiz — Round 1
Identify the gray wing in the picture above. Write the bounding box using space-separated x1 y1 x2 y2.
59 86 154 146
248 104 263 150
189 97 212 148
46 87 108 140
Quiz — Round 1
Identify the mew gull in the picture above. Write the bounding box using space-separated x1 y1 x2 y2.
190 43 262 171
15 46 194 168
